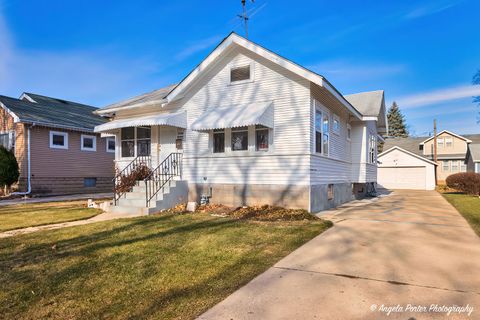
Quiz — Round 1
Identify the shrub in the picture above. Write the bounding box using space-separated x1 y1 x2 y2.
0 146 19 192
115 163 152 194
445 172 480 196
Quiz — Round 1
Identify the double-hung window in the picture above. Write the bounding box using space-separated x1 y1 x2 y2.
368 134 376 164
120 127 151 158
81 135 96 151
442 160 449 171
255 125 269 151
213 129 225 153
49 131 68 149
445 137 453 148
451 160 459 172
314 107 329 156
0 132 11 149
437 138 444 148
461 162 467 172
231 126 248 151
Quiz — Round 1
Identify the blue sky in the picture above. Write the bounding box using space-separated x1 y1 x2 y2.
0 0 479 136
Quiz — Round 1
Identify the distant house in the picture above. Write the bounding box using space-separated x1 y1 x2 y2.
0 93 115 195
379 130 480 189
94 32 387 214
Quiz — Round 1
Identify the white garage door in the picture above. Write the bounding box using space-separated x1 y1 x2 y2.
378 166 426 190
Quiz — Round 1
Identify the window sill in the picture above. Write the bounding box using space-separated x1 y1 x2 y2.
228 79 255 86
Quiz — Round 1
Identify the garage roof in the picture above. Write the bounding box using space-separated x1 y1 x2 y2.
379 146 438 166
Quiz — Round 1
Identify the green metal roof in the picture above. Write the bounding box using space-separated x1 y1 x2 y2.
0 93 107 132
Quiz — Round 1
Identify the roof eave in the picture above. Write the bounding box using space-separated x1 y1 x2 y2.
95 99 168 115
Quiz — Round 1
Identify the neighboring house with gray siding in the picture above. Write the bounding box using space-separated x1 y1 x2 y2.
0 93 115 195
94 32 387 214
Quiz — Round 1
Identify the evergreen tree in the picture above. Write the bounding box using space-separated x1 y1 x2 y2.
0 146 19 193
387 102 409 138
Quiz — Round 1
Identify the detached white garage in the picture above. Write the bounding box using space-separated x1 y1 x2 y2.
377 146 437 190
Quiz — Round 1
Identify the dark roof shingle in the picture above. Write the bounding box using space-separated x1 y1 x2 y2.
0 93 107 131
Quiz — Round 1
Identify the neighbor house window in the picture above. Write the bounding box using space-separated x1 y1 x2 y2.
332 114 340 134
347 124 351 141
314 106 329 156
84 178 97 187
49 131 68 149
231 126 248 151
81 134 96 151
230 65 251 83
106 137 115 153
442 160 449 171
437 138 444 148
327 184 334 200
255 125 269 151
445 137 453 147
368 134 376 164
476 163 480 173
0 132 12 149
213 129 225 153
120 127 151 158
461 162 467 172
451 160 459 172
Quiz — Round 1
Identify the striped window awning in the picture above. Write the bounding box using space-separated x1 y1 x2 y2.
94 111 187 133
190 101 274 131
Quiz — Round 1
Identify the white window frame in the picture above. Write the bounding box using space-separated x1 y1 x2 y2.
475 163 480 173
451 160 459 172
437 138 444 148
314 100 330 157
332 114 340 135
0 131 14 150
346 123 352 141
255 125 269 152
49 131 68 149
445 137 453 147
229 62 254 85
106 137 115 153
81 134 97 152
442 160 449 172
367 132 377 164
461 162 467 172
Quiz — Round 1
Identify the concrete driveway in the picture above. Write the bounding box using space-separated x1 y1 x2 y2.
199 190 480 320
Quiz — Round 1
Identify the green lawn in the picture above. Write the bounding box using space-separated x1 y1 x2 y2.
442 193 480 236
0 201 103 232
0 211 331 319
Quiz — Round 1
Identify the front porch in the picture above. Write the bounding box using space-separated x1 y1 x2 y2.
94 112 188 215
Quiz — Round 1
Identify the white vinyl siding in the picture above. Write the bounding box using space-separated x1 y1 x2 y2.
181 48 311 185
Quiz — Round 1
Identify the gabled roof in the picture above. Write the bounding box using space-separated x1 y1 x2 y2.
378 146 438 166
0 93 106 132
467 144 480 162
420 130 473 145
344 90 384 117
382 136 426 156
96 32 370 120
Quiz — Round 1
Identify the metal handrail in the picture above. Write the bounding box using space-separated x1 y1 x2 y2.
113 155 151 205
144 153 182 207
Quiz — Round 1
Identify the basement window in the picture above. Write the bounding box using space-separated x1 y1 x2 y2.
230 64 251 83
327 184 334 200
84 178 97 188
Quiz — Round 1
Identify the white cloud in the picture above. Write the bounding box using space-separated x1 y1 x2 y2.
404 0 463 19
396 85 480 109
175 35 222 61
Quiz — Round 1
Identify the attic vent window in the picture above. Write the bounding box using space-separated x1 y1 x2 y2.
230 65 251 83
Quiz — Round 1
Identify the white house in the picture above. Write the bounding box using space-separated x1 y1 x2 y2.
94 32 387 214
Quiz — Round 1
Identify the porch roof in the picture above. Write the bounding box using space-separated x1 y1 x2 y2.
191 101 274 131
94 111 187 133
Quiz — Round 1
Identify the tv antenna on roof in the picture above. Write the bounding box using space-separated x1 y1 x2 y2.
238 0 255 39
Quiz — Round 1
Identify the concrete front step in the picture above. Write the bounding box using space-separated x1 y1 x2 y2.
110 180 188 216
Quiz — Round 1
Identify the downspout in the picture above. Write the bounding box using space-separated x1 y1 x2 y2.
12 125 31 195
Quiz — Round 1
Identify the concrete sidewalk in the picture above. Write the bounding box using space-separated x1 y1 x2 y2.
198 190 480 320
0 193 113 206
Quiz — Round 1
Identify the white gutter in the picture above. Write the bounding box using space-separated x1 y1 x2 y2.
12 126 31 196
